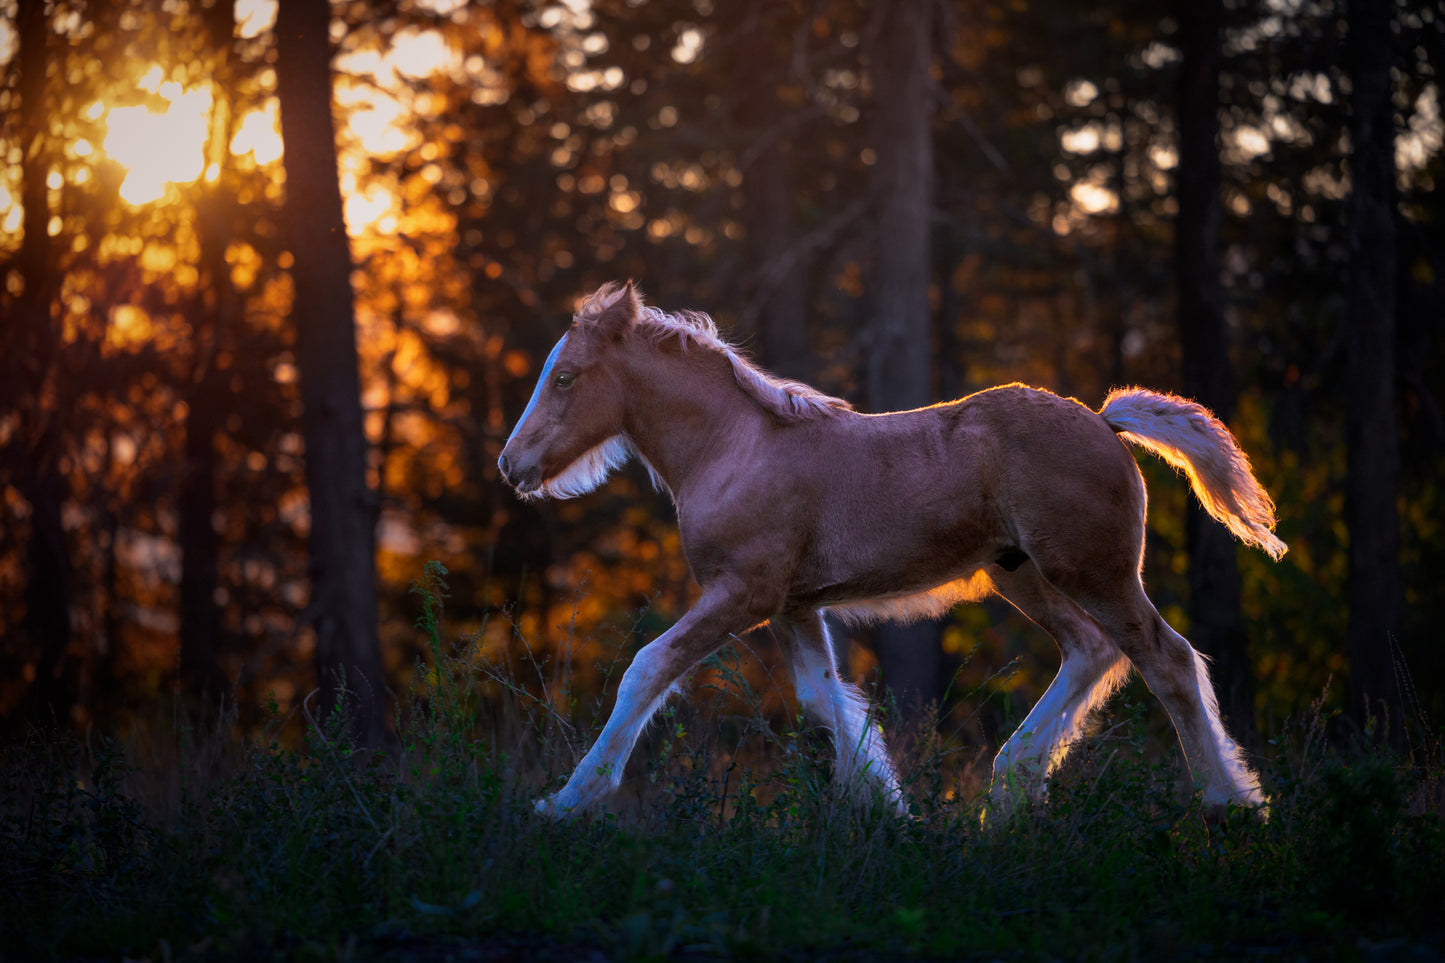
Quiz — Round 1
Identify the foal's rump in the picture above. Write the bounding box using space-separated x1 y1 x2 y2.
958 384 1287 584
954 384 1154 574
799 385 1150 621
803 383 1284 621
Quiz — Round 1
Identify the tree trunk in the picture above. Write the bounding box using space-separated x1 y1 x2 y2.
178 0 241 705
13 0 74 725
865 0 934 411
733 2 811 382
1344 0 1406 749
275 0 388 748
178 370 225 700
934 223 965 404
742 139 812 382
1175 0 1255 746
866 0 942 723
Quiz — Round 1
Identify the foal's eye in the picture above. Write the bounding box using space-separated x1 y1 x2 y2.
554 371 576 389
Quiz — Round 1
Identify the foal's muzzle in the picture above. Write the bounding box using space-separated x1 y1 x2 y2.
497 451 541 495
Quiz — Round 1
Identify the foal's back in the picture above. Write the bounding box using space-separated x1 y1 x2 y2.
777 384 1144 609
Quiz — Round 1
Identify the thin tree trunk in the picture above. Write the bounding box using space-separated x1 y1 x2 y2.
934 223 965 403
178 0 241 705
866 0 942 722
734 1 811 382
275 0 388 748
14 0 74 725
865 0 934 411
742 139 812 382
1175 0 1255 746
178 370 225 699
1344 0 1406 749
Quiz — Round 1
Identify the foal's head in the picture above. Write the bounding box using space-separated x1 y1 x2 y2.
499 280 850 499
497 282 642 499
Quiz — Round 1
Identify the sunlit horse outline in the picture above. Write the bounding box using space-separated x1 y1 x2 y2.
498 282 1286 819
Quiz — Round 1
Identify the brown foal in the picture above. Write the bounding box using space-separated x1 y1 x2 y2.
498 282 1286 818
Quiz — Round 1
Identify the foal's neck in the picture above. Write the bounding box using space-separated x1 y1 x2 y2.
619 345 764 498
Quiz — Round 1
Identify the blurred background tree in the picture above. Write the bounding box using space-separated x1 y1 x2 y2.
275 0 388 747
0 0 1440 761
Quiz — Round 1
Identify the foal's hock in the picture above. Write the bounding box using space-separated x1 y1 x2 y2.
499 282 1286 818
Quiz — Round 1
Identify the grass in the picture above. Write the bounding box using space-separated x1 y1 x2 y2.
2 563 1442 961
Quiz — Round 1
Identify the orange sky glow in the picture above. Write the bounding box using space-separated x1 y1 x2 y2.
0 0 460 233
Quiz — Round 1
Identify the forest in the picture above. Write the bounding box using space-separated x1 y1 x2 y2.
3 0 1441 750
3 0 1444 957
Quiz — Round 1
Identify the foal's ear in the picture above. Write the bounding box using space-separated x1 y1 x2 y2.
592 280 642 341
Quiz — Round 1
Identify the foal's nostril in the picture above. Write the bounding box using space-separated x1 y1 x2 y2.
498 452 513 482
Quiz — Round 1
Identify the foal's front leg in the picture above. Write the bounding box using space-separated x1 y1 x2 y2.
537 586 761 817
776 612 905 813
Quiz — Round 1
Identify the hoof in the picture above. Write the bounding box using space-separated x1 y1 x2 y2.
1203 794 1271 828
535 782 607 820
981 782 1044 829
534 793 577 820
835 778 909 818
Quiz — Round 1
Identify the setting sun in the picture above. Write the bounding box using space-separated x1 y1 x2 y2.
0 7 457 228
89 28 454 213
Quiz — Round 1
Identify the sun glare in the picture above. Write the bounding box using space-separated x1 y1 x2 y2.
102 78 214 205
98 67 285 206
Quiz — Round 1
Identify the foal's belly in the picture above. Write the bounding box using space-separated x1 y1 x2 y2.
792 565 998 625
788 509 1003 615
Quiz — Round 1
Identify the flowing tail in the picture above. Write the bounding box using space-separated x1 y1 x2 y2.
1100 388 1287 560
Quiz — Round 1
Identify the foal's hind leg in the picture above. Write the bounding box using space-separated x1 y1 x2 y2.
1047 570 1266 811
987 563 1132 817
775 612 904 812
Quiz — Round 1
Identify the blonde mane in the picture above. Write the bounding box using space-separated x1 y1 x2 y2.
576 282 852 425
